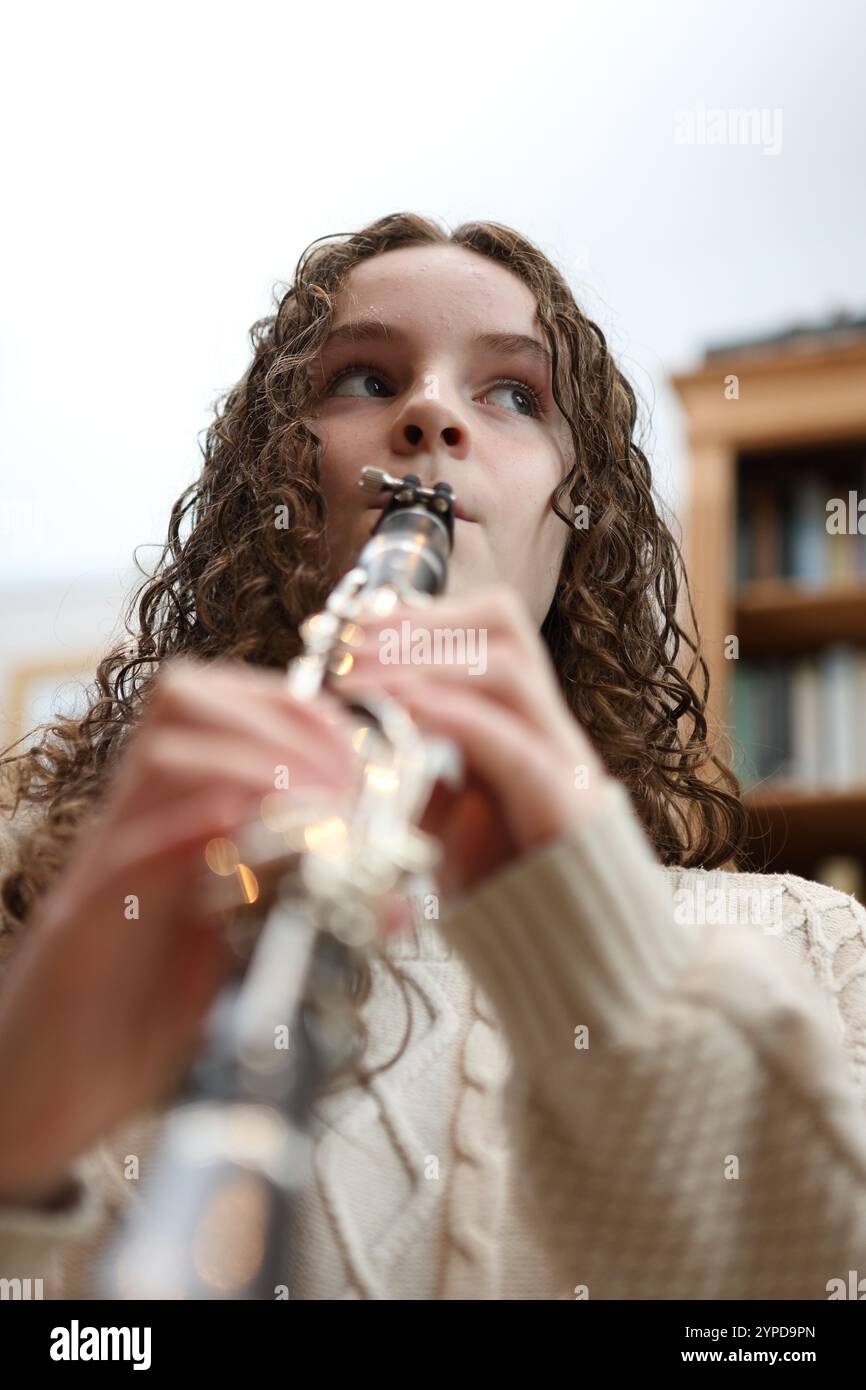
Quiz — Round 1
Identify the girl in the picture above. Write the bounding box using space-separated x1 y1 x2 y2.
1 213 865 1299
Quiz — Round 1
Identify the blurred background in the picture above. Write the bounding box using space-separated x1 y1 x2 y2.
2 0 865 891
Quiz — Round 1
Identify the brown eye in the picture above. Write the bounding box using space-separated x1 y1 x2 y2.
482 380 543 418
326 365 394 399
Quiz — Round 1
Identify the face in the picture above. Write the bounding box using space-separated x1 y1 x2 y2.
305 244 575 626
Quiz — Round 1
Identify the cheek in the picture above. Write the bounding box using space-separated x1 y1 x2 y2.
314 413 381 502
313 424 356 508
503 473 570 579
501 463 566 542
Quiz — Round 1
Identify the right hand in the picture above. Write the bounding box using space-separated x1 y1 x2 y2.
0 656 360 1204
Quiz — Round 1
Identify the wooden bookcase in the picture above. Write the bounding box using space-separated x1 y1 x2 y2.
670 327 866 880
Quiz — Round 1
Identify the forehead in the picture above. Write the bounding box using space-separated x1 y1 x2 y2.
331 243 539 332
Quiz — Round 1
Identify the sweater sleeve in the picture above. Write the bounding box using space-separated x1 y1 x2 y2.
0 1158 107 1289
436 776 866 1300
0 1107 160 1296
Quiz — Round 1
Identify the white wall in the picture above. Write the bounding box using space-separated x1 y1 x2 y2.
0 573 134 753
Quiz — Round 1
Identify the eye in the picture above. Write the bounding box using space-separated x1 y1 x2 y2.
322 362 544 419
325 363 394 399
481 379 543 419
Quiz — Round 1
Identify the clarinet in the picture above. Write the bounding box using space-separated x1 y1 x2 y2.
99 468 461 1300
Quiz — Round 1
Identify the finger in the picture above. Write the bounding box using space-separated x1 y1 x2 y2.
150 659 357 743
50 785 249 931
369 584 534 642
388 684 604 851
109 726 358 821
121 660 356 787
341 638 563 743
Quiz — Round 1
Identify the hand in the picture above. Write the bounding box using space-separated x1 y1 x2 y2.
0 657 359 1198
336 583 611 901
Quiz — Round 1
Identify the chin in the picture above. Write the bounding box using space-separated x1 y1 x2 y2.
442 559 495 600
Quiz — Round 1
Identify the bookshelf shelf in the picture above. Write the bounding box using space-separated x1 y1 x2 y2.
735 581 866 654
742 784 866 866
671 326 866 884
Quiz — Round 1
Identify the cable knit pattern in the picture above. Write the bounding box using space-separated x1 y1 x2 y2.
434 977 509 1299
1 776 866 1299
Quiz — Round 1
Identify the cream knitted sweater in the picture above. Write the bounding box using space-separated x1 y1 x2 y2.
1 777 866 1300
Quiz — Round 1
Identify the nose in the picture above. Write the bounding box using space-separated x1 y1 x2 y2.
388 375 471 468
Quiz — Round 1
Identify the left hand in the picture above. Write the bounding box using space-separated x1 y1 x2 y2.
336 583 611 903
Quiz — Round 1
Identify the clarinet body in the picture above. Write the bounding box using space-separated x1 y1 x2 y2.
99 468 461 1299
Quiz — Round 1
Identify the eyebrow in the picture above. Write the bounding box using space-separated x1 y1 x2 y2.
320 319 552 370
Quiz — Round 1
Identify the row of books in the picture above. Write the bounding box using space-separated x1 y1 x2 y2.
735 464 866 586
731 644 866 786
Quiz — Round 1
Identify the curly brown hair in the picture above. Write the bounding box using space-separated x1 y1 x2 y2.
0 210 747 1081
